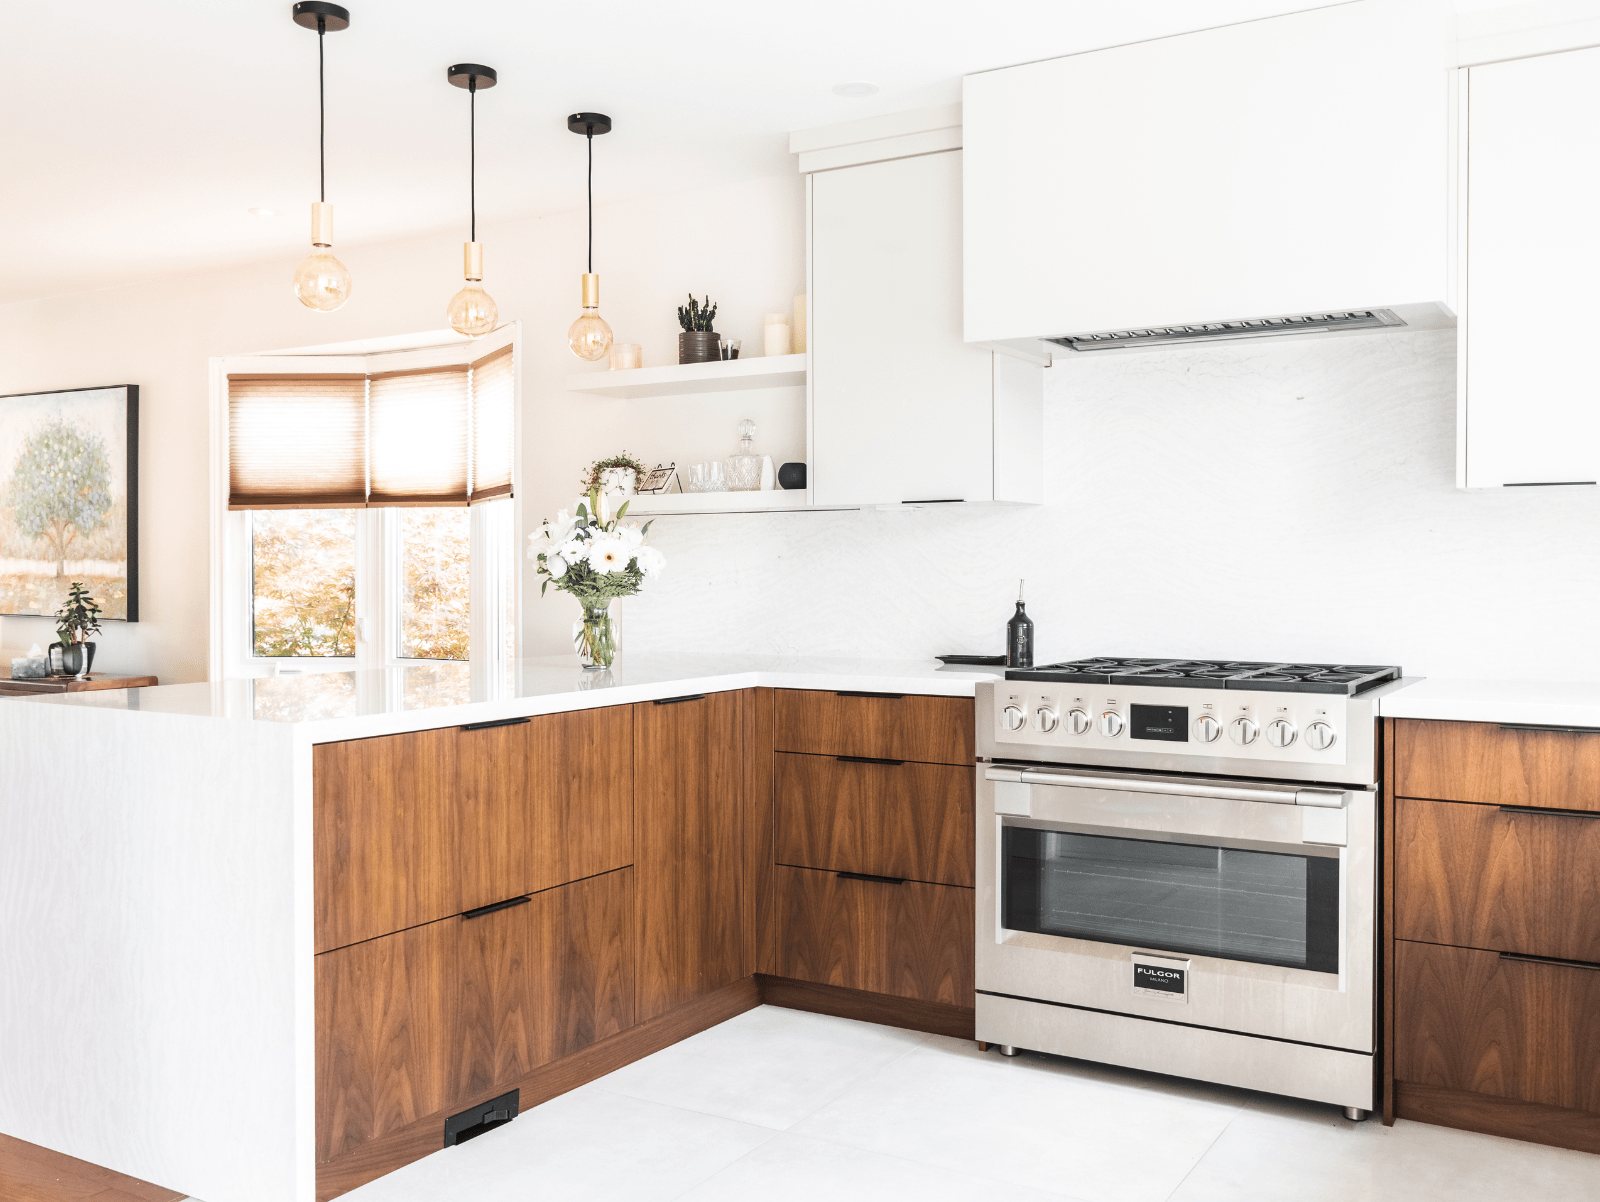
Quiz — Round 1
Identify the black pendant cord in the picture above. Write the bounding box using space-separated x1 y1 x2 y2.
586 131 594 274
317 17 326 202
470 77 477 241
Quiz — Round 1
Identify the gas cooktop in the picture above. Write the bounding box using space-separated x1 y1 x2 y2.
1006 657 1402 695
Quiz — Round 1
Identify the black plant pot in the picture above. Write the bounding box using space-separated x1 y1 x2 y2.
51 641 96 677
679 331 720 364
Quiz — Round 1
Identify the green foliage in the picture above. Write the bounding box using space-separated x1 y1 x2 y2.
4 417 113 575
676 293 718 332
53 581 102 645
582 452 649 495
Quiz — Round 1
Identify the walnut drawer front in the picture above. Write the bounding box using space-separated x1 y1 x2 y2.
1393 940 1600 1117
774 865 974 1006
1396 719 1600 811
1397 796 1600 964
773 689 973 766
775 753 974 887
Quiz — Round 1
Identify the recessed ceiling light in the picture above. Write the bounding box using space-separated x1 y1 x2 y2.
248 207 276 217
832 82 879 98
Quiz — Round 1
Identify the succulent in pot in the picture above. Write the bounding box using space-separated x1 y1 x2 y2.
677 293 720 364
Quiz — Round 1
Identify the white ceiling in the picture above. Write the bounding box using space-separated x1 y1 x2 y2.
3 0 1373 305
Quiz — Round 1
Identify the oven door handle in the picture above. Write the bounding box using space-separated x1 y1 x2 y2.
985 764 1345 808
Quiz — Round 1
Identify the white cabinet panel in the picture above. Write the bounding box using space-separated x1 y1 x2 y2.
964 0 1454 343
812 150 1041 506
1461 45 1600 487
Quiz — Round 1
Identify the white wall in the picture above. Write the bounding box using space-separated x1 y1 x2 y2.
5 170 1600 684
627 327 1600 681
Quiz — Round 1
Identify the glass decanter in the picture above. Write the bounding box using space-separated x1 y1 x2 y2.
723 419 762 492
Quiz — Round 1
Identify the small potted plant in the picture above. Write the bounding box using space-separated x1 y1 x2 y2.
677 293 719 364
51 582 103 678
583 452 649 509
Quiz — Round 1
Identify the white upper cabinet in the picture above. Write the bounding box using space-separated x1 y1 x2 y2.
963 0 1457 350
1458 44 1600 488
810 148 1042 506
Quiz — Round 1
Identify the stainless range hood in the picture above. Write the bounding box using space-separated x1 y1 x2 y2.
1050 309 1407 353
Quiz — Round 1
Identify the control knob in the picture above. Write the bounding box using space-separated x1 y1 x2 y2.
1002 704 1026 732
1266 719 1298 748
1193 715 1221 743
1099 711 1125 737
1036 706 1059 733
1229 717 1259 746
1305 721 1337 751
1067 708 1091 735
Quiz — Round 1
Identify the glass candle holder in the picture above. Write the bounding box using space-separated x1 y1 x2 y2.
609 343 642 370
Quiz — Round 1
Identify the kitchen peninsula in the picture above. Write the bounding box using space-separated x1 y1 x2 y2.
0 655 996 1202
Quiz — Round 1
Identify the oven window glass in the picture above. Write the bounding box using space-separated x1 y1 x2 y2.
1002 827 1339 973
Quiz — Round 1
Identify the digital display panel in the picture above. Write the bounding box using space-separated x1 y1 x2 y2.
1130 703 1187 742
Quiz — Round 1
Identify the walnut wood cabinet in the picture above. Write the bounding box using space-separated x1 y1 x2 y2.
1386 717 1600 1154
312 685 977 1199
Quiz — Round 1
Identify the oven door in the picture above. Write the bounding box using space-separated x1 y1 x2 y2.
976 765 1375 1052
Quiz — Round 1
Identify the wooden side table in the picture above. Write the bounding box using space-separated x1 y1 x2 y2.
0 672 159 697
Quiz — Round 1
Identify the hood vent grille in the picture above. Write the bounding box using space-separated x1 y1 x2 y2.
1049 309 1406 352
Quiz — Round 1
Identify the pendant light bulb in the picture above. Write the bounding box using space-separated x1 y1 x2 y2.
567 273 613 361
294 201 353 310
447 64 499 336
291 4 352 311
449 241 498 336
567 113 614 360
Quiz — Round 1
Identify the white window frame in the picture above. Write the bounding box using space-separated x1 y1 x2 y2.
207 323 522 683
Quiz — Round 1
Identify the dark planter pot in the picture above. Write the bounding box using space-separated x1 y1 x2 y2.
50 640 96 677
679 331 720 364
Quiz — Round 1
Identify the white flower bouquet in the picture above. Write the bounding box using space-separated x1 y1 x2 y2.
529 487 665 668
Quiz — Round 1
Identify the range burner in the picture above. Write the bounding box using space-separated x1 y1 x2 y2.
1009 657 1401 695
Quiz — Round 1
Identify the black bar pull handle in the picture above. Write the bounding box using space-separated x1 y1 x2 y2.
836 755 906 766
653 694 706 705
461 716 532 732
1499 804 1600 820
462 895 531 920
837 871 908 885
836 690 905 699
1498 722 1600 735
1499 950 1600 972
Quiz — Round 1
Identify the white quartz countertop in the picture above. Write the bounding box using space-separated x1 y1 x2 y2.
8 653 1000 743
1378 678 1600 728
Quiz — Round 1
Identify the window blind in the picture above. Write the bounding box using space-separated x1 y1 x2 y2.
471 345 514 502
227 375 367 509
369 366 470 506
227 342 514 511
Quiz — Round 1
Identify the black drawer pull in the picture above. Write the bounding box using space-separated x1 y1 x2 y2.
1499 951 1600 972
653 694 706 705
836 690 905 699
1498 722 1600 735
462 895 531 920
1499 804 1600 820
836 755 906 766
461 716 531 731
836 871 907 885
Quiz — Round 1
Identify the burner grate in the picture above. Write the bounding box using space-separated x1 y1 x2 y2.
1008 658 1401 695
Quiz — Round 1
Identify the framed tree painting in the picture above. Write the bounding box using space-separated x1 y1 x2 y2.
0 385 139 621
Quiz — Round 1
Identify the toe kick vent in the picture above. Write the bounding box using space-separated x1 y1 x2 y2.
444 1088 520 1147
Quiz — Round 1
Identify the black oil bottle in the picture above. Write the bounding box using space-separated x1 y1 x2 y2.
1006 580 1034 669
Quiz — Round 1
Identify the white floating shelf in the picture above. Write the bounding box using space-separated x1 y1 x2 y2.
623 490 849 517
565 354 807 400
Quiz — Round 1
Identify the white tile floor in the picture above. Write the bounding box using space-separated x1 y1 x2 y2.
231 1006 1600 1202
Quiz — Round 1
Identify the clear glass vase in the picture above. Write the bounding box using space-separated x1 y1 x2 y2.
572 598 620 669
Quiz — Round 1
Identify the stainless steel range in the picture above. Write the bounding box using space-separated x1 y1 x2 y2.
975 658 1408 1120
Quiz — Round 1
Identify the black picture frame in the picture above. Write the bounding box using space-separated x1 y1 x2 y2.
636 463 678 495
0 384 139 622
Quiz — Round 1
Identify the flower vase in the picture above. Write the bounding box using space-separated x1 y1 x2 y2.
572 599 620 669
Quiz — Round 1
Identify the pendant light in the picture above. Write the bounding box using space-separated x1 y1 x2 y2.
567 113 613 361
290 2 353 311
446 64 499 337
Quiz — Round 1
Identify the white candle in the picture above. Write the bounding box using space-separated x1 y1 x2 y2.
763 314 790 358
